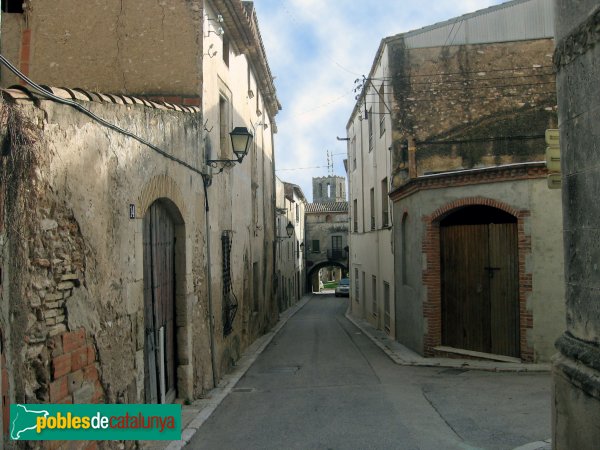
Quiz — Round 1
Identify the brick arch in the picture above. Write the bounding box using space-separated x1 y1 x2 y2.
137 174 187 221
422 197 533 362
430 196 520 223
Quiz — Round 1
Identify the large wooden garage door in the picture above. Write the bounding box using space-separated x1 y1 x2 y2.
441 219 519 357
143 202 177 403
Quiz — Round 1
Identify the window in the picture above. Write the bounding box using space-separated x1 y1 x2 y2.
368 108 374 151
384 282 391 333
222 232 238 335
296 240 299 257
401 213 408 286
351 136 357 171
370 188 375 230
1 0 23 13
381 178 389 228
379 84 386 136
296 204 299 223
332 236 342 249
353 199 358 232
372 275 377 317
219 95 230 157
354 268 359 302
222 35 230 67
331 236 343 260
312 240 320 253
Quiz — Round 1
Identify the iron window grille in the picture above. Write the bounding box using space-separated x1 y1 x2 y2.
222 231 238 336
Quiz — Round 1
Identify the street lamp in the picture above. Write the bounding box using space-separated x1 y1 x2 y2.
277 221 295 241
285 221 294 238
206 126 254 168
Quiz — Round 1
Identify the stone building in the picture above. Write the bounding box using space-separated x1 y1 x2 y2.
0 0 280 446
348 0 565 362
305 177 349 292
274 179 306 311
552 1 600 447
312 176 346 203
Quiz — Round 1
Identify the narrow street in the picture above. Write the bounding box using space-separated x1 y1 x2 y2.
187 294 551 450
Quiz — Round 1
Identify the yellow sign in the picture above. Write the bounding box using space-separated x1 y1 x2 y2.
545 129 560 147
547 173 562 189
546 146 561 172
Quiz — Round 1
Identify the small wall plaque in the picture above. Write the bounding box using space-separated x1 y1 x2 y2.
129 204 136 219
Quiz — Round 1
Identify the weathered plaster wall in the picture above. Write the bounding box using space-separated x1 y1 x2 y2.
203 0 278 377
0 0 204 98
0 95 212 425
346 42 396 338
387 38 557 186
552 2 600 447
391 176 564 362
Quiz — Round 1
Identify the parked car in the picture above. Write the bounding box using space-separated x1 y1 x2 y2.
335 278 350 297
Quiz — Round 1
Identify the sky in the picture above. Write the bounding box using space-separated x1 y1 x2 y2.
252 0 504 202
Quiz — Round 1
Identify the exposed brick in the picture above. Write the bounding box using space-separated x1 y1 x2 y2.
49 377 68 402
67 370 84 394
53 353 72 379
86 345 96 363
63 328 86 353
85 442 98 450
71 347 88 371
418 196 534 362
56 395 73 404
83 364 99 382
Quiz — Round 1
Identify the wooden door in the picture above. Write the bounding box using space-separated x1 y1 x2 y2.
143 202 177 403
441 222 519 357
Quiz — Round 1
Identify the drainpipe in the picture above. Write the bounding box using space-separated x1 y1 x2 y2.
202 169 218 388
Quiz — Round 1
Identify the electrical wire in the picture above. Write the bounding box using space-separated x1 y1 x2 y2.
360 90 557 105
0 54 206 178
363 71 555 87
368 64 554 81
276 165 328 171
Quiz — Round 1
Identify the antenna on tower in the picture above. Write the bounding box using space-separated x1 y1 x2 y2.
327 149 333 176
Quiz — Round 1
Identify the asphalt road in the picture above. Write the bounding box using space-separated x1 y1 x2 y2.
187 294 551 450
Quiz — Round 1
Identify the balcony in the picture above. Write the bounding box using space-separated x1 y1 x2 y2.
327 249 346 261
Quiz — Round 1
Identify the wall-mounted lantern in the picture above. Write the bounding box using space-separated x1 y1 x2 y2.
206 127 253 169
277 221 294 241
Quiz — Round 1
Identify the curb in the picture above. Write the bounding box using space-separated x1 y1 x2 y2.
512 439 551 450
160 294 312 450
345 310 550 373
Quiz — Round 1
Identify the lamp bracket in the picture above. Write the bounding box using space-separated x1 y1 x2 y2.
206 158 241 169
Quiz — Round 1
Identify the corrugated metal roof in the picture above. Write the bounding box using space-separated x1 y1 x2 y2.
306 202 348 213
399 0 554 49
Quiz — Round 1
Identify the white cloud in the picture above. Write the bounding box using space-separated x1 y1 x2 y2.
253 0 503 200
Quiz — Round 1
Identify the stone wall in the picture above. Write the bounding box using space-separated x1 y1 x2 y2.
0 0 204 98
552 2 600 447
387 38 557 187
0 91 209 448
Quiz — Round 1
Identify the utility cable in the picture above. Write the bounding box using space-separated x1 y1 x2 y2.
368 64 554 80
0 54 206 178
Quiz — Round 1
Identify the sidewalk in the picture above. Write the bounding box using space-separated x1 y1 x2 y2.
143 294 312 450
345 310 550 372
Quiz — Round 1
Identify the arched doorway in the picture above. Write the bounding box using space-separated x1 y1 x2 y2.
143 199 184 403
440 205 519 357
